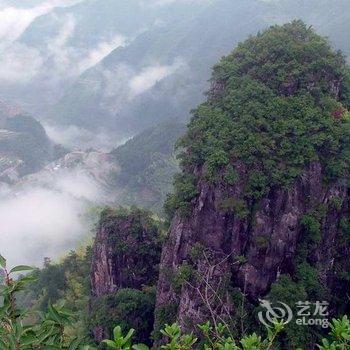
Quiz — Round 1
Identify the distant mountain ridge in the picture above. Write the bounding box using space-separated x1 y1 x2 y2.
48 0 350 138
0 100 64 183
0 0 209 117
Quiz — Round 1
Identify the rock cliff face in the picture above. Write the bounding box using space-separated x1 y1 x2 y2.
156 162 349 326
90 207 162 341
91 208 162 298
155 21 350 345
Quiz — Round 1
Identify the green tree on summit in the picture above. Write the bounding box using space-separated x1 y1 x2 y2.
168 20 350 217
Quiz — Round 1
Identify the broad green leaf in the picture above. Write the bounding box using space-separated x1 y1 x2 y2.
9 265 34 274
36 325 55 343
102 340 118 349
47 303 65 324
20 331 38 346
113 325 122 341
132 344 150 350
68 337 83 350
121 328 135 346
0 254 6 268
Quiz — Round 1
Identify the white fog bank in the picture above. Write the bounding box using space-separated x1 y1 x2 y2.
0 152 118 268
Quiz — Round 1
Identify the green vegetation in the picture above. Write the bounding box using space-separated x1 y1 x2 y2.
99 206 163 288
164 173 198 219
162 21 350 349
332 217 350 317
170 263 196 294
16 207 163 347
219 198 249 219
0 255 92 349
110 122 185 213
1 257 349 350
19 247 93 342
262 212 330 347
266 275 310 348
167 20 350 217
3 19 350 350
92 207 163 344
90 288 156 345
28 249 92 312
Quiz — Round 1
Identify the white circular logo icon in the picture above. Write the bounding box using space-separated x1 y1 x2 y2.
258 299 293 327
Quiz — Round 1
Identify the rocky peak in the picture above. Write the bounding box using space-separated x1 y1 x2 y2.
155 21 350 347
90 207 162 342
91 207 162 298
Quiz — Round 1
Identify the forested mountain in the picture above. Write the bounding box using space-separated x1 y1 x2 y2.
90 207 162 343
156 20 350 348
20 0 207 48
110 121 185 212
1 0 350 142
49 0 350 137
8 120 184 211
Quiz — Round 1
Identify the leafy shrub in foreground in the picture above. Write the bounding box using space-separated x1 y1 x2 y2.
0 255 349 349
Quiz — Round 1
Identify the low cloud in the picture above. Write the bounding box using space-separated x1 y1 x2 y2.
45 124 126 151
0 13 125 85
0 42 43 82
129 58 184 98
78 34 127 72
46 13 76 73
0 0 84 44
80 58 186 117
0 183 90 267
87 59 186 116
0 13 76 84
0 161 116 267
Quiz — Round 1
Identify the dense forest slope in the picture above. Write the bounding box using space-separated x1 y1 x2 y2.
110 121 185 212
155 21 350 348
